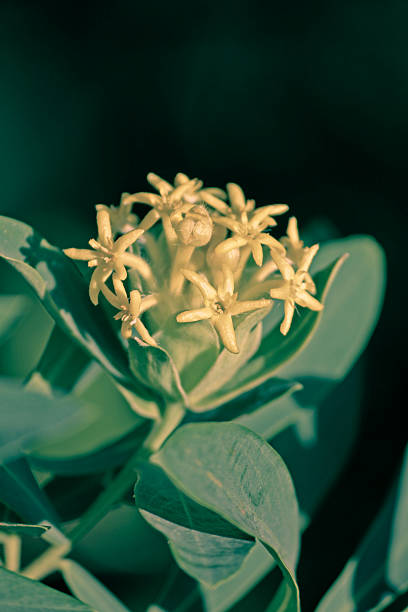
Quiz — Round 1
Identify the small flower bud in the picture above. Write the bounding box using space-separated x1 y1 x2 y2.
174 205 213 247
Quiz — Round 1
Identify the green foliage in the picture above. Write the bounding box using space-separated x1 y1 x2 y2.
0 215 131 385
0 567 92 611
0 215 391 612
60 559 131 612
316 444 408 612
152 422 301 609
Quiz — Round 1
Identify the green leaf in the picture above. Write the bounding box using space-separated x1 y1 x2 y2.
316 444 408 612
159 316 220 392
0 379 91 463
237 235 385 439
25 325 90 394
153 422 300 610
200 542 274 612
0 215 131 385
189 308 270 410
0 567 92 611
0 458 59 524
31 365 142 461
128 340 188 406
31 422 149 475
0 295 29 345
60 559 131 612
72 504 170 575
135 462 254 586
0 522 49 537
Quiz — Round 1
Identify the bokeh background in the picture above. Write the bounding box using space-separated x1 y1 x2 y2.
0 1 405 609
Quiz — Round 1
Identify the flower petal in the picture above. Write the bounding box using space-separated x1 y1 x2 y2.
280 300 295 335
213 313 239 353
296 290 323 311
251 240 264 266
227 183 246 213
230 299 271 315
96 209 113 248
182 269 218 300
176 308 213 323
114 228 144 253
63 248 96 261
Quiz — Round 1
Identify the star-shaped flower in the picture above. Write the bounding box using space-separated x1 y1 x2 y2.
176 268 271 353
212 183 289 267
95 192 139 235
63 209 150 305
102 275 157 343
129 173 201 243
269 244 323 335
173 172 228 211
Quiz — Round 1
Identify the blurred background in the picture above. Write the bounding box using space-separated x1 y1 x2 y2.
0 0 405 609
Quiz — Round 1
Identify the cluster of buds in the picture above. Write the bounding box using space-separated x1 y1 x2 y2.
64 173 323 353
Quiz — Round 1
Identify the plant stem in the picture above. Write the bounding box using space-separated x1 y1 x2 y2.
21 541 71 581
68 402 185 543
67 445 150 546
20 403 185 581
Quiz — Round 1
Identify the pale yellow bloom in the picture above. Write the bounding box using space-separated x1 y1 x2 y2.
213 183 289 267
269 244 322 335
102 275 157 343
177 268 271 353
174 173 228 211
128 173 200 243
280 216 306 267
95 192 139 235
63 209 150 305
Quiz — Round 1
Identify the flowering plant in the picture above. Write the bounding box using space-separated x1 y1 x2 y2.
0 172 395 612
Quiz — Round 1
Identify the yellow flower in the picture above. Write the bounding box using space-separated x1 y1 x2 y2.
280 216 306 268
176 268 271 353
173 173 228 211
102 275 158 344
129 173 200 244
95 192 139 235
269 244 323 335
212 183 289 267
63 209 150 305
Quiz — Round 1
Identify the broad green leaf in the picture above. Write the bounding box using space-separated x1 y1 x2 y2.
189 308 270 409
0 522 49 537
316 444 408 612
153 422 300 610
0 379 92 463
270 362 364 524
237 236 385 439
0 458 59 524
135 462 254 586
60 559 131 612
128 340 188 406
197 379 301 421
208 254 345 413
0 567 92 611
32 366 141 460
25 325 90 394
201 543 274 612
72 504 170 575
159 316 220 392
0 295 28 344
31 422 149 475
0 215 131 385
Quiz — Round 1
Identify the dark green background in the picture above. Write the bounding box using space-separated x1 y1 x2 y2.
0 1 405 608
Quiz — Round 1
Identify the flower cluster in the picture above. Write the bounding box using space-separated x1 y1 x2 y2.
64 173 323 353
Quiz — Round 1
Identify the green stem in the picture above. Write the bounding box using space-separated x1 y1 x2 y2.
67 444 150 545
68 402 185 543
